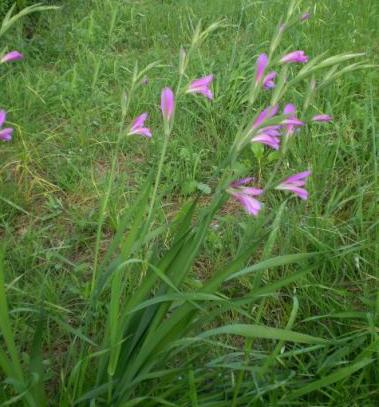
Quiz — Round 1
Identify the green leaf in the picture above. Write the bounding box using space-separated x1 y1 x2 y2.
226 252 316 281
286 358 373 400
199 324 327 345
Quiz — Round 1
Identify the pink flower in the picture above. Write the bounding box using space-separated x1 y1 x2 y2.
263 71 277 89
128 113 152 138
282 104 304 135
161 87 175 121
276 171 311 200
280 51 309 64
187 75 213 99
251 106 281 149
228 178 263 216
312 114 332 122
252 105 279 129
1 51 23 63
255 53 268 84
252 125 281 150
0 110 13 142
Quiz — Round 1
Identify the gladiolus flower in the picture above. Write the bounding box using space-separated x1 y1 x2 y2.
252 133 280 150
228 178 263 216
263 71 277 89
1 51 23 63
252 125 281 150
312 114 332 122
255 53 268 84
161 87 175 121
251 105 280 149
276 171 311 200
300 12 311 21
187 75 213 99
0 110 13 141
128 113 152 138
280 51 309 64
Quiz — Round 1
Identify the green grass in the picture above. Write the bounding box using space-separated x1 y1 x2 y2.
0 0 379 405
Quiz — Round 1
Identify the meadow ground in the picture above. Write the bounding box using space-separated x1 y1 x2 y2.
0 0 379 405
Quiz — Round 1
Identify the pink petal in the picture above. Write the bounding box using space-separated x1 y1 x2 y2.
252 105 279 129
189 75 213 89
133 127 152 138
263 71 277 89
252 134 280 150
284 171 311 184
195 86 213 100
1 51 23 63
281 118 304 127
0 128 13 141
256 53 268 83
234 193 262 216
130 113 148 131
258 126 281 137
283 104 296 116
280 51 309 64
243 187 264 196
161 87 175 121
285 186 308 200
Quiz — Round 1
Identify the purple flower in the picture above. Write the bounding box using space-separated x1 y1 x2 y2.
282 104 305 135
161 87 175 121
263 71 277 89
187 75 213 100
1 51 23 64
255 53 268 84
280 51 309 64
128 113 152 138
300 12 311 21
252 125 281 150
276 171 311 200
228 178 263 216
312 114 332 122
252 133 280 150
251 106 281 149
0 110 13 142
252 105 279 129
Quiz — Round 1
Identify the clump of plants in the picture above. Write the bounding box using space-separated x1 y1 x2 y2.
0 1 374 405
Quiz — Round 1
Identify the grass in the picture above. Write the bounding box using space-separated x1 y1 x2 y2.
0 0 378 405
